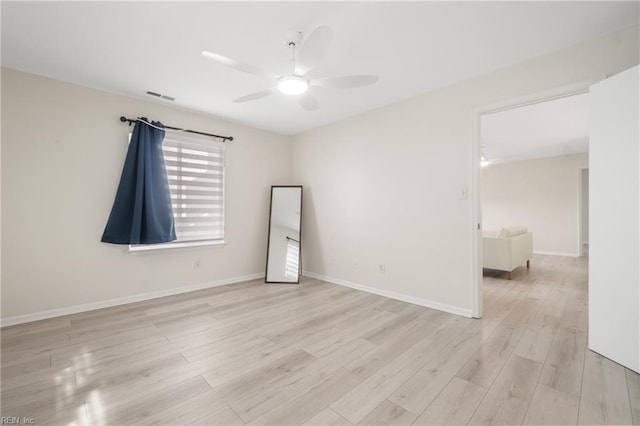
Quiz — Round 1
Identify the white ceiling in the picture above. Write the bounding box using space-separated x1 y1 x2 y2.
2 2 637 135
481 92 589 164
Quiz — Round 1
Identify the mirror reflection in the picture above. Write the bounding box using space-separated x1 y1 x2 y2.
266 186 303 283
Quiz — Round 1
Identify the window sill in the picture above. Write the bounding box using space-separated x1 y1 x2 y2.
129 240 226 252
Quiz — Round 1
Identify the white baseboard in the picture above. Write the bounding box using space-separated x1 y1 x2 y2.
533 250 580 258
1 273 264 328
303 271 472 318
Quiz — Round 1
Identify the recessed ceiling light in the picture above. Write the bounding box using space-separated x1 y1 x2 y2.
277 75 309 96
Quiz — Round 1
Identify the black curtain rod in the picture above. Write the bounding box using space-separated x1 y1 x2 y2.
286 236 300 243
119 116 233 142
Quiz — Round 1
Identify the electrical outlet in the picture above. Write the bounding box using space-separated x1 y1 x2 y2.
195 260 201 269
379 264 385 274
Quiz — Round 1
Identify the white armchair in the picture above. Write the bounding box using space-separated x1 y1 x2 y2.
483 226 533 279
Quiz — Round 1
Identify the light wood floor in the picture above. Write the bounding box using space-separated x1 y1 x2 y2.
1 255 638 425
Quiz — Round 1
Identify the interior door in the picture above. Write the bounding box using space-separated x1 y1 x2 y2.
589 65 639 373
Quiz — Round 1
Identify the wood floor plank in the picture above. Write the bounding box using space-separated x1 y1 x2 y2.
199 342 296 388
1 371 78 417
501 296 543 329
512 325 556 363
413 377 485 425
626 368 640 425
523 383 579 425
468 355 543 425
539 326 587 396
0 355 51 380
189 405 245 425
357 399 416 425
2 255 615 426
227 339 373 424
51 334 174 368
1 330 70 354
250 291 369 338
388 320 488 415
67 315 158 344
165 322 252 350
456 323 525 388
263 295 372 346
5 353 199 421
96 375 212 425
2 326 170 377
248 368 362 425
1 317 71 339
180 332 272 362
303 337 378 377
228 370 317 422
559 288 588 331
578 350 633 425
303 408 353 425
343 317 438 379
214 350 317 402
330 316 471 424
359 311 422 345
137 389 229 425
304 310 396 358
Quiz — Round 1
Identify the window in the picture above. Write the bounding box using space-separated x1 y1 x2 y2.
163 132 225 244
129 131 225 250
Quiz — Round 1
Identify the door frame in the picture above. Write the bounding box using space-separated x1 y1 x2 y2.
578 167 589 257
470 79 599 318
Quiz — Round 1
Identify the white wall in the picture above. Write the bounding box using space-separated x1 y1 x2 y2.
482 153 588 257
2 27 639 323
1 69 292 322
292 27 638 316
589 65 639 373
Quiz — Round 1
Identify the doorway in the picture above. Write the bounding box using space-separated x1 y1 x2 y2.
471 82 594 318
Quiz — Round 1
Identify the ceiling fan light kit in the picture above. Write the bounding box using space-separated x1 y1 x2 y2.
277 75 309 96
202 25 379 110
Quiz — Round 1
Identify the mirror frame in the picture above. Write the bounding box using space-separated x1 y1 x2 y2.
265 185 303 284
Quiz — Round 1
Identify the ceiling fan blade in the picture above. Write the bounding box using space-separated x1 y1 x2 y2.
202 51 276 79
314 75 380 89
296 26 333 74
233 89 276 103
298 93 320 111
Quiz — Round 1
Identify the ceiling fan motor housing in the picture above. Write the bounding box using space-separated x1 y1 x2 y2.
284 29 303 47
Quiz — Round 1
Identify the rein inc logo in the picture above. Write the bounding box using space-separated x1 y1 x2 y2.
1 418 35 424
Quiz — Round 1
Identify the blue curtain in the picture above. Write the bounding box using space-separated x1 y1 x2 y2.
101 118 176 244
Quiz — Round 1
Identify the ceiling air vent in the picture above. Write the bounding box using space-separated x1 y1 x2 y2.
146 91 175 101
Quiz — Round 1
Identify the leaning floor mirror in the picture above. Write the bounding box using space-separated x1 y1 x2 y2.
265 186 303 284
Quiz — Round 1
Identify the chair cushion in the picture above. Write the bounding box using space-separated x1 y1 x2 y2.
498 225 528 237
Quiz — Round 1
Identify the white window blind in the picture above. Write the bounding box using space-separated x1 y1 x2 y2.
285 238 300 279
162 133 225 243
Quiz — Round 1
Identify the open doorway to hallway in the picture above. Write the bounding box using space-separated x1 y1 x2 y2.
479 91 589 283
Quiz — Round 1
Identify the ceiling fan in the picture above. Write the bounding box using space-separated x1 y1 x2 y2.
201 26 379 111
